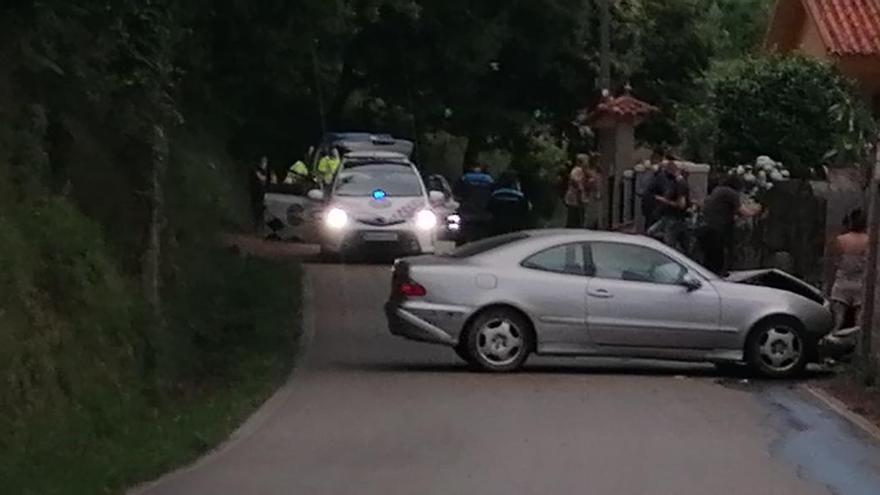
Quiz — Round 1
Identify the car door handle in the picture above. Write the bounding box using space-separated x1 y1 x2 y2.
588 288 613 299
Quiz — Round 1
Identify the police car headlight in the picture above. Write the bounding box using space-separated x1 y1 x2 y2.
415 210 437 230
325 208 348 229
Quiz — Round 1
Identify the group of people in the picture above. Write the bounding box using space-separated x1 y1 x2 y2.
639 155 766 276
250 149 342 233
557 151 764 277
452 165 531 242
253 149 342 195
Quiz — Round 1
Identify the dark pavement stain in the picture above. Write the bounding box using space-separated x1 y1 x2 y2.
713 375 880 494
759 385 880 495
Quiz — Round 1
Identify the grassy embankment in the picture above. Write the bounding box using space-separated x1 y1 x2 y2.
0 128 304 494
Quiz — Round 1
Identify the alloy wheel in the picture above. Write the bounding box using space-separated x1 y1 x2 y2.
476 318 524 367
757 325 803 373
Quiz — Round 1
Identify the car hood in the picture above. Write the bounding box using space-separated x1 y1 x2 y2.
332 196 427 225
725 269 826 305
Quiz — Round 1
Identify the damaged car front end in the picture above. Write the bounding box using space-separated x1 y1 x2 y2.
726 269 846 361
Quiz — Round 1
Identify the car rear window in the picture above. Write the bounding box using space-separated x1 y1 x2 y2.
448 233 530 258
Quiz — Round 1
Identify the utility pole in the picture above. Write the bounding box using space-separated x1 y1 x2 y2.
596 0 613 229
861 140 880 381
599 0 612 92
311 39 327 136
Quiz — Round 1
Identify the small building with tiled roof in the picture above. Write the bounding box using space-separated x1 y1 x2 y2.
765 0 880 114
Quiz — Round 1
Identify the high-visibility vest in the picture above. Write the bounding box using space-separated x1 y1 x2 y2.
317 157 340 184
283 161 310 185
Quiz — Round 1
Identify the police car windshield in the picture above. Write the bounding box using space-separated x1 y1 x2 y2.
334 163 423 197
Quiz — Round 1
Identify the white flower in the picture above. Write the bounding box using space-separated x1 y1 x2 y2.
756 156 775 169
757 170 767 181
736 165 746 175
781 169 791 178
770 171 784 182
764 182 774 190
743 173 756 183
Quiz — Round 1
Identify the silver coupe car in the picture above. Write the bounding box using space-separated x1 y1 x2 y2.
385 230 833 378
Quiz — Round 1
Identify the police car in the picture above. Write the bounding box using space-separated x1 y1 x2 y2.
307 151 443 257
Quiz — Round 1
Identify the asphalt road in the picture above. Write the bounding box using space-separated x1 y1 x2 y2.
137 263 880 495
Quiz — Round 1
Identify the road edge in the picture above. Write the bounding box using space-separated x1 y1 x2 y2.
128 267 317 495
801 384 880 443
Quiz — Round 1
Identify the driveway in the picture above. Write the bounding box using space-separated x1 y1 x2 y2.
137 263 880 495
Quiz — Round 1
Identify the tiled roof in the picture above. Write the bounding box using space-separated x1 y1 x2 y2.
806 0 880 56
589 95 658 121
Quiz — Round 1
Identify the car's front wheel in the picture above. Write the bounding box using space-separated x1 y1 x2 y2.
464 308 533 372
745 317 808 379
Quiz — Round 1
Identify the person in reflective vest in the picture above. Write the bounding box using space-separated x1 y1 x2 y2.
282 159 312 195
488 171 530 236
316 149 341 187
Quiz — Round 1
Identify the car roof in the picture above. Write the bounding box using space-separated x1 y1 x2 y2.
343 151 409 160
324 132 394 143
521 229 658 245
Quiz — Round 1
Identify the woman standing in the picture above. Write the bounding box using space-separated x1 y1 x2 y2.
564 154 599 228
829 209 869 330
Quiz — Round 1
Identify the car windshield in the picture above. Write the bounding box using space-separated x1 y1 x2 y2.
334 163 422 197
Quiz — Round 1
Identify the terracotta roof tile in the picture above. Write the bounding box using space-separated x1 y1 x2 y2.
590 95 658 120
806 0 880 56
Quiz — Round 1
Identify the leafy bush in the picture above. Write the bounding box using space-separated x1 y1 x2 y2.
678 55 873 177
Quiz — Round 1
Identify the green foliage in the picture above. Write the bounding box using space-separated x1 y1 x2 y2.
700 0 774 60
625 0 713 146
680 55 872 176
0 200 301 493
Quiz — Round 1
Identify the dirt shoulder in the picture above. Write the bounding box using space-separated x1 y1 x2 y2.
814 372 880 430
222 233 319 260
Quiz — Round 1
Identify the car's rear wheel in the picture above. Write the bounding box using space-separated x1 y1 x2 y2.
745 318 808 379
464 308 533 372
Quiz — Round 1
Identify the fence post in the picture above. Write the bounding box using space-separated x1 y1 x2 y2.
860 142 880 382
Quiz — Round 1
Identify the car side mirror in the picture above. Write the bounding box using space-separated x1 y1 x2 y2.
307 189 325 202
681 274 703 292
428 190 445 205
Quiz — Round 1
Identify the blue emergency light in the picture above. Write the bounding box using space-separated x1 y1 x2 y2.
372 189 387 200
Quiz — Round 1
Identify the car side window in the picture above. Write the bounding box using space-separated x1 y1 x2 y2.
589 242 686 285
522 243 587 276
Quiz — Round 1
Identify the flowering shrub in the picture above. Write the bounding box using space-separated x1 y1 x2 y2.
729 155 790 201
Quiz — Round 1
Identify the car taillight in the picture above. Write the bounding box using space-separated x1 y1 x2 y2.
398 281 427 297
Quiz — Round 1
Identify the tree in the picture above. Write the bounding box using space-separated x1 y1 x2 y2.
617 0 713 147
699 0 774 60
682 55 871 176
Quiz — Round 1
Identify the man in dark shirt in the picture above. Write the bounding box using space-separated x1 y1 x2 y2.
647 158 690 250
642 167 670 229
454 165 495 242
488 171 530 236
698 175 761 274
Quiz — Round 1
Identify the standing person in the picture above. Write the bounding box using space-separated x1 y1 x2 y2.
250 156 275 234
488 170 530 236
647 157 690 249
564 154 599 228
640 151 666 231
453 165 495 242
282 159 312 194
697 175 761 275
316 148 341 188
829 209 869 330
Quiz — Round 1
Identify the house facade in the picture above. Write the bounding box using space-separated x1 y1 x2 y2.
765 0 880 114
